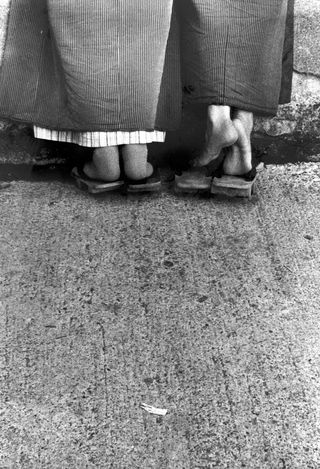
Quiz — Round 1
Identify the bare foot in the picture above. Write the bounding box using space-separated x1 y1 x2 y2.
84 146 121 181
122 144 153 180
223 110 253 176
194 105 238 167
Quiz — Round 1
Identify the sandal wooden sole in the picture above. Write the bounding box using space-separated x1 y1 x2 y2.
71 167 124 194
210 163 264 199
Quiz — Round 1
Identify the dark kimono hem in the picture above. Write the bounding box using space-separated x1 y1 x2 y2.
182 96 283 117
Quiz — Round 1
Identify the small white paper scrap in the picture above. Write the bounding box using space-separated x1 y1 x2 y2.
140 403 168 416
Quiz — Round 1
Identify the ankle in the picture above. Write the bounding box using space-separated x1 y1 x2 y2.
233 110 254 131
207 105 232 122
125 163 153 180
122 144 150 180
87 146 121 181
92 146 119 165
84 162 120 182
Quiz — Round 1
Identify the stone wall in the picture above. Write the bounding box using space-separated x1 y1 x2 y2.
256 0 320 139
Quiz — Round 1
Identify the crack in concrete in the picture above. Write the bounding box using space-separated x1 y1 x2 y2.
293 68 320 80
97 322 109 420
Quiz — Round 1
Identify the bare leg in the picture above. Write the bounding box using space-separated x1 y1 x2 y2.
84 146 121 181
223 110 254 176
122 144 153 180
194 105 238 167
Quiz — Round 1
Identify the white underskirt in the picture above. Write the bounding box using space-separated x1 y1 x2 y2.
33 127 166 147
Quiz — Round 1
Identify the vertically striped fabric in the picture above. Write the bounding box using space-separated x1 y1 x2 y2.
0 0 181 131
180 0 290 116
0 0 293 130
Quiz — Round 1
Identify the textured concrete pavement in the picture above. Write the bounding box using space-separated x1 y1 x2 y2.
1 166 320 468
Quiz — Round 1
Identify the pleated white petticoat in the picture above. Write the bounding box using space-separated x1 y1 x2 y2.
33 127 166 147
